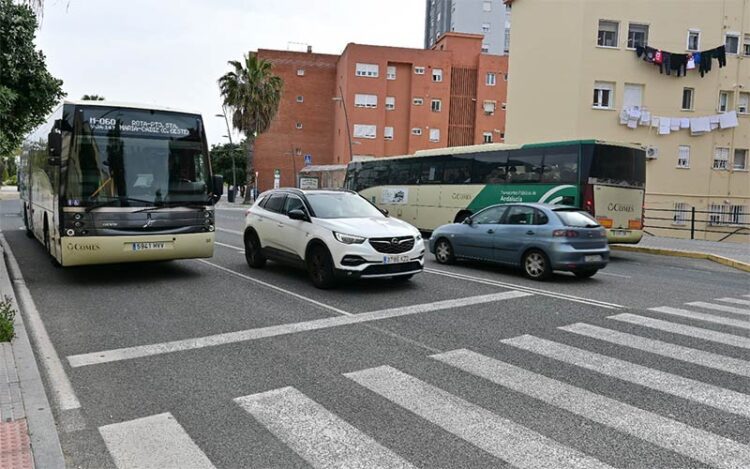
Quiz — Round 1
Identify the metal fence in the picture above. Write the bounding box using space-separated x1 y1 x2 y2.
644 207 750 241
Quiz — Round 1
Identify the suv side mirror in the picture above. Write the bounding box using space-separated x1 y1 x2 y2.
288 209 309 221
381 208 389 216
47 131 62 166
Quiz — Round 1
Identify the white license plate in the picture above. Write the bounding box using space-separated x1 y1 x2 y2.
131 242 169 251
383 254 410 264
611 230 629 236
585 255 602 263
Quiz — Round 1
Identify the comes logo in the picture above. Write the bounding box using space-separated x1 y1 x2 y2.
608 203 635 212
67 242 101 251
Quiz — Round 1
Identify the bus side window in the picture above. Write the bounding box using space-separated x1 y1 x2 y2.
419 161 443 184
471 151 507 183
542 150 578 184
508 153 542 183
443 160 472 184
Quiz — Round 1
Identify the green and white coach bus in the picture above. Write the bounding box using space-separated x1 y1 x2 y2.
20 100 223 266
344 140 646 244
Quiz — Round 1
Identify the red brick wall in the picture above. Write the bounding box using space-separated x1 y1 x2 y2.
252 34 508 190
254 50 337 192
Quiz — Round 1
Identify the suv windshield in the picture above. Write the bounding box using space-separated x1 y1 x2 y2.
555 209 600 227
65 106 210 207
306 193 384 219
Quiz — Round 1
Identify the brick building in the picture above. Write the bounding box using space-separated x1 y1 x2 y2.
254 33 508 191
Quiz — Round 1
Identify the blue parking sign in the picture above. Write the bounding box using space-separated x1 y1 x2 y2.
304 154 312 166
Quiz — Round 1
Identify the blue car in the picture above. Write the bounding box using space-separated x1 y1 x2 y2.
428 203 609 280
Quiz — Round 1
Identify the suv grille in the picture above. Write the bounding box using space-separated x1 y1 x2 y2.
368 236 415 254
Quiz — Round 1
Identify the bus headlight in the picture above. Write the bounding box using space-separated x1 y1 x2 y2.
74 213 83 221
66 229 75 236
74 221 83 228
208 225 215 232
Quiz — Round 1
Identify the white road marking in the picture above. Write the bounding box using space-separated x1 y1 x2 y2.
236 387 415 469
687 301 750 316
502 335 750 418
214 241 243 251
650 306 750 331
215 226 244 236
99 412 215 469
425 267 623 310
560 322 750 377
716 297 750 307
0 235 81 411
595 271 632 279
433 349 750 469
197 259 352 316
67 290 530 367
610 313 750 350
345 366 613 469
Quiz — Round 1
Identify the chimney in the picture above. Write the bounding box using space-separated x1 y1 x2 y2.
307 45 312 53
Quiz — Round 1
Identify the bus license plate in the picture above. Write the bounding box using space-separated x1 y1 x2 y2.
611 230 629 236
130 242 169 251
384 255 410 264
585 255 602 263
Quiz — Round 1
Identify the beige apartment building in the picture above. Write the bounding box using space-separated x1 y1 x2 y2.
505 0 750 242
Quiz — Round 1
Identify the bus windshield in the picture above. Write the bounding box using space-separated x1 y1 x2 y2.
589 144 646 188
65 107 210 207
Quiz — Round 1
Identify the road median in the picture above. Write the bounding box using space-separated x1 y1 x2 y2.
610 244 750 273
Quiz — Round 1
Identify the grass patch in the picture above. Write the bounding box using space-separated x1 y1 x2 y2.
0 295 15 342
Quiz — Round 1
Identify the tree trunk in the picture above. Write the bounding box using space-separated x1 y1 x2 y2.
243 137 255 204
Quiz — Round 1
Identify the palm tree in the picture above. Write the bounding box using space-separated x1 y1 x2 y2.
218 52 282 203
81 94 105 101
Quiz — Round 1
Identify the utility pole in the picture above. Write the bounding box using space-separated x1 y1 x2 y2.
215 107 236 190
333 86 354 162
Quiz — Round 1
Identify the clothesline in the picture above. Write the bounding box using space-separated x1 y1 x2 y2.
634 44 726 77
618 106 738 135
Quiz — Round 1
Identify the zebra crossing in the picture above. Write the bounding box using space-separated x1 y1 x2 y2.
98 296 750 469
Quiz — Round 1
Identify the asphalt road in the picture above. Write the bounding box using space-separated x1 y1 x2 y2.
2 199 749 469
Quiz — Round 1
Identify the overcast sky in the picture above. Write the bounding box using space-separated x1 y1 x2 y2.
34 0 425 145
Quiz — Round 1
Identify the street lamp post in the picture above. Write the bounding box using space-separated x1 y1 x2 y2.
332 86 354 162
215 108 236 190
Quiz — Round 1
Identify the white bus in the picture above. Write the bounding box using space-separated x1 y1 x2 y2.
20 101 223 266
345 140 646 244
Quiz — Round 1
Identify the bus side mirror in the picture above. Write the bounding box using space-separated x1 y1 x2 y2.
47 131 62 165
212 175 224 200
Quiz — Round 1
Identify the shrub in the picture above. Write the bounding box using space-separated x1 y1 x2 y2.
0 295 15 342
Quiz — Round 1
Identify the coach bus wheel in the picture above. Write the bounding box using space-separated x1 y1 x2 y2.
23 207 33 238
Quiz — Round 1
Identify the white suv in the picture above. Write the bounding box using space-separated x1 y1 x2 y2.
244 189 424 288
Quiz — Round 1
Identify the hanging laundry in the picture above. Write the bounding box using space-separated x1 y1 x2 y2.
690 116 711 134
687 54 696 70
639 110 651 125
713 45 726 67
670 119 681 131
693 52 701 66
619 108 629 125
660 51 672 75
658 117 671 135
670 54 688 76
654 50 663 64
719 110 738 129
680 118 690 129
627 118 639 129
699 48 714 77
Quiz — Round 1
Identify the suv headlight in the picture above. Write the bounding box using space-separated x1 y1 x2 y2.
415 233 423 241
334 232 366 244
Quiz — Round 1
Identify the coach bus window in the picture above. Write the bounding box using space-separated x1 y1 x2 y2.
419 160 443 184
443 159 472 184
390 161 420 185
541 150 578 184
471 151 507 183
508 152 542 183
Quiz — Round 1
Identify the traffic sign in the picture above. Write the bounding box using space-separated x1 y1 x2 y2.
304 154 312 166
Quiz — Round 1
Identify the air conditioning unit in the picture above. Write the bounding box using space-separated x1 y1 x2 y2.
645 145 659 160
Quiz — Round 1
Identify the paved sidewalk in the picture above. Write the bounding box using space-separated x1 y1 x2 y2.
612 235 750 271
0 235 65 469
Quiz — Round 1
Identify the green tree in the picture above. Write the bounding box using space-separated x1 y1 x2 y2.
0 1 65 156
218 53 282 203
81 94 105 101
209 141 246 188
